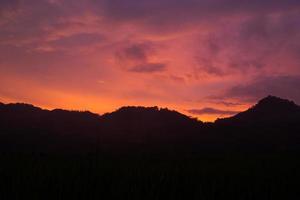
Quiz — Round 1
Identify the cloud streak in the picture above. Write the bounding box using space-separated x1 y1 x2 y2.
224 76 300 104
187 107 238 116
0 0 299 121
129 63 167 73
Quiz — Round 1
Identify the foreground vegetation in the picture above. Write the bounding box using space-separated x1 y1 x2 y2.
1 152 299 199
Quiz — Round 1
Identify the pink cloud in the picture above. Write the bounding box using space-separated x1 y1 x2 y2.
0 0 299 121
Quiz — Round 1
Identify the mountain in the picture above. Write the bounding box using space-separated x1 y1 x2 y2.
100 106 203 153
0 96 300 154
216 95 300 126
212 96 300 151
0 103 203 154
0 103 101 154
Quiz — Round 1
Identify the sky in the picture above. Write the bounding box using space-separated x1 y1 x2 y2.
0 0 299 121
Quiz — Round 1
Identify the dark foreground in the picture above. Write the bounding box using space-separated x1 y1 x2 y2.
1 152 300 200
1 96 300 199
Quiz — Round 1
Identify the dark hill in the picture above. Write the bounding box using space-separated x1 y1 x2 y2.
212 96 300 151
216 95 300 126
102 106 201 136
0 103 101 154
103 106 197 123
100 106 203 153
1 97 300 199
1 96 300 154
0 103 203 154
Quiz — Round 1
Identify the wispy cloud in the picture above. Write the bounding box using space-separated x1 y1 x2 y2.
187 107 239 116
0 0 299 121
129 63 167 73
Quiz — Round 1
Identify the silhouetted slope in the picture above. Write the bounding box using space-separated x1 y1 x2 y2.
1 96 300 154
212 96 300 151
0 103 204 154
216 96 300 125
103 106 195 121
1 98 300 199
100 106 203 152
102 106 201 132
0 103 101 153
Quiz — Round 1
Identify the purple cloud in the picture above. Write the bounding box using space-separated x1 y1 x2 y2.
213 101 243 107
49 33 105 48
129 63 167 73
96 0 300 35
194 12 300 77
116 42 155 62
187 107 238 116
1 0 300 120
224 75 300 104
0 0 19 13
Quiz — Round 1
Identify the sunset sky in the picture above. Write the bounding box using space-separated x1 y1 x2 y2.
0 0 299 121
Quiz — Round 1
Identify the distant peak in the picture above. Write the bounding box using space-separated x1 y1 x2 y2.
215 96 300 125
102 105 201 123
247 95 300 116
108 106 180 116
117 106 159 112
4 102 43 111
261 95 286 101
257 95 296 107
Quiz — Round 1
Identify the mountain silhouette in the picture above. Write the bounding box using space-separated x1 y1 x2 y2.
0 96 300 154
2 96 300 199
216 95 300 126
100 106 202 153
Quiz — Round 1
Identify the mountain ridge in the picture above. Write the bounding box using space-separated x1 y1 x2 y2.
1 95 299 124
215 95 300 125
1 95 300 154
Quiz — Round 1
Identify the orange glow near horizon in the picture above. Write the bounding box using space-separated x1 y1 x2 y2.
0 0 299 122
0 73 251 122
0 94 248 122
